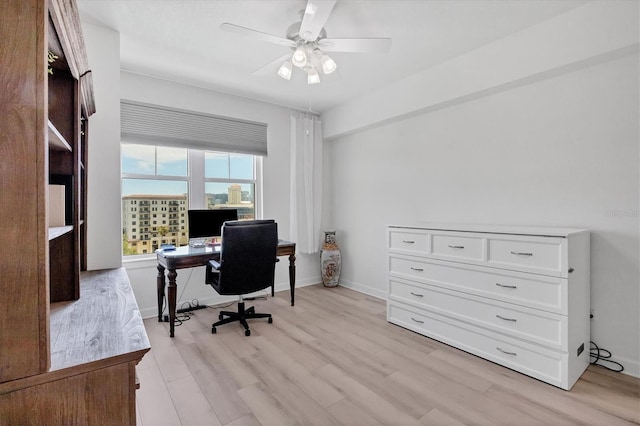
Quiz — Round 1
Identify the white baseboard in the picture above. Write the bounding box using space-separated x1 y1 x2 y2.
337 278 387 300
140 276 323 320
594 354 640 379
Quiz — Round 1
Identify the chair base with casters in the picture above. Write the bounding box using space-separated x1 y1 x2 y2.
211 295 273 336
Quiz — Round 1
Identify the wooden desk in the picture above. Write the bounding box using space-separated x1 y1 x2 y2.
156 240 296 337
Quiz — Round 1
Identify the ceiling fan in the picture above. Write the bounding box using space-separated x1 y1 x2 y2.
220 0 392 84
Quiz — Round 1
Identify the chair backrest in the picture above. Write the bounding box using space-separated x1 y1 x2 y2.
216 220 278 295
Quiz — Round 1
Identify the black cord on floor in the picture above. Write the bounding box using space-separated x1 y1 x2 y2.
590 341 624 372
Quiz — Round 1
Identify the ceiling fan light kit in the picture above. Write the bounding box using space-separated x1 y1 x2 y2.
221 0 391 85
292 45 308 67
281 44 336 83
316 49 337 74
277 60 293 80
306 66 321 84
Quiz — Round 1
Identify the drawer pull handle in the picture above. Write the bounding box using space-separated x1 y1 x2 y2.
410 267 424 272
496 283 517 289
496 314 517 322
402 240 415 244
496 347 517 356
410 292 424 298
448 245 465 249
510 251 533 256
411 317 424 324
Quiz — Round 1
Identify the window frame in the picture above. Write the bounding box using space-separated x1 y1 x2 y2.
121 143 261 259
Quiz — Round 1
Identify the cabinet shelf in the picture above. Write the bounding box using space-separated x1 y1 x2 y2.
48 120 72 152
49 225 73 241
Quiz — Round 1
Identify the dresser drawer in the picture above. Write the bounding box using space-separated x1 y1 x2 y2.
431 232 484 262
389 228 429 255
487 235 566 277
389 256 433 281
387 302 567 388
389 278 567 350
388 255 566 314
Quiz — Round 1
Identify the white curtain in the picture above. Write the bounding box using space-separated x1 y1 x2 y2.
289 112 323 254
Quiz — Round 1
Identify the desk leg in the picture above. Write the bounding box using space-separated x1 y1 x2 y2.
157 265 166 322
289 253 296 306
167 269 177 337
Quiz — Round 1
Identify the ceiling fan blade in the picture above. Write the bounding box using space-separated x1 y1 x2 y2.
299 0 337 42
318 37 392 53
220 23 296 47
252 53 292 76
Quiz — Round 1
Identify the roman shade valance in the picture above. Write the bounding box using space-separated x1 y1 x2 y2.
120 100 268 156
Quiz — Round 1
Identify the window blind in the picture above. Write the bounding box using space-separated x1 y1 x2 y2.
120 100 268 156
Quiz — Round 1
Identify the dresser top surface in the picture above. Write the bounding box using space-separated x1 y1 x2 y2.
49 267 150 371
388 223 588 237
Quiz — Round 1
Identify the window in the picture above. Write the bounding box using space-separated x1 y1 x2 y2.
205 152 256 220
121 143 259 256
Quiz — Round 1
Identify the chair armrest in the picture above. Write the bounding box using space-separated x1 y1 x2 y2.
208 259 221 270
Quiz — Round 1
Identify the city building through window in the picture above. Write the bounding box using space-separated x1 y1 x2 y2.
121 144 257 256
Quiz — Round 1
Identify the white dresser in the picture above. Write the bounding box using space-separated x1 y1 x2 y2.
387 224 590 390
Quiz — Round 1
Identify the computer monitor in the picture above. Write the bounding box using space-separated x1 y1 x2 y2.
187 209 238 243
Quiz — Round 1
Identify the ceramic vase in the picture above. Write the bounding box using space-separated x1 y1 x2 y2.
320 231 341 287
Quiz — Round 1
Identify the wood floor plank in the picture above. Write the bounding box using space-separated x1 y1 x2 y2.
167 375 221 426
376 347 493 393
317 363 422 425
326 398 384 426
387 369 497 425
241 346 342 424
136 353 182 426
308 338 435 419
254 318 328 372
177 342 252 424
236 382 301 426
247 336 344 408
145 319 194 384
429 347 637 425
138 284 640 426
186 314 260 388
483 384 579 426
420 407 467 426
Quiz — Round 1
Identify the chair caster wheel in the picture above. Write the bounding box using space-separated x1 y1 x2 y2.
245 329 251 337
218 314 223 320
268 317 273 324
211 327 217 334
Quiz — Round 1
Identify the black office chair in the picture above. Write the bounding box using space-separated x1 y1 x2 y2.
205 219 278 336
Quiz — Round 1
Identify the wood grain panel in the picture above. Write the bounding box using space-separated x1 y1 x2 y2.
0 362 135 425
49 230 76 302
50 268 150 370
0 0 49 383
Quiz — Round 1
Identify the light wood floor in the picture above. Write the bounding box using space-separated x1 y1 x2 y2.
136 284 640 426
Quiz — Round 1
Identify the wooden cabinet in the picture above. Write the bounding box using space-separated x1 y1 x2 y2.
0 0 150 422
387 224 590 390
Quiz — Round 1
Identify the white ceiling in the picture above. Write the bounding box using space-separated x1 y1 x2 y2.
78 0 587 113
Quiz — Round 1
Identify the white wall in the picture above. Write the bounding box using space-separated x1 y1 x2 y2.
323 47 639 375
83 22 123 270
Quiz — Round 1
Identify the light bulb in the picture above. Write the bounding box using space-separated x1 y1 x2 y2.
291 46 307 68
277 60 292 80
320 53 337 74
313 49 337 75
307 67 320 84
